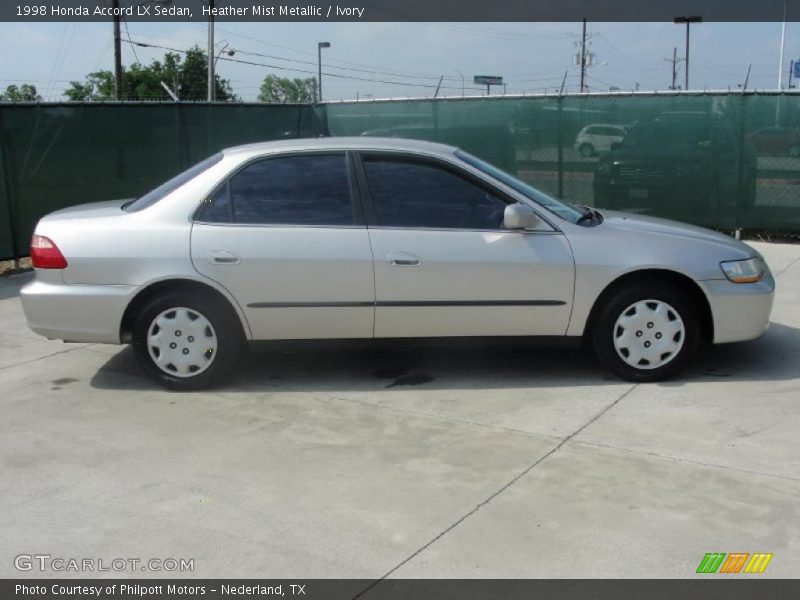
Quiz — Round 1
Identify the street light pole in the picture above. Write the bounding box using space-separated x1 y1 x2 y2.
674 16 702 91
317 41 330 102
208 0 215 101
778 0 788 90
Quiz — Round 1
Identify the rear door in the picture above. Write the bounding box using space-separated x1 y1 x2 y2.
191 152 375 340
355 152 574 338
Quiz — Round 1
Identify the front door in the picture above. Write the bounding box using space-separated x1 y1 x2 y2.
356 153 575 338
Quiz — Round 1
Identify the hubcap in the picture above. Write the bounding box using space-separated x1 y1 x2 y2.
147 307 217 378
613 299 685 370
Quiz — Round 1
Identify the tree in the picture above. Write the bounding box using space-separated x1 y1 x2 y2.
64 71 115 101
178 46 236 101
62 47 237 102
258 75 317 103
0 84 41 102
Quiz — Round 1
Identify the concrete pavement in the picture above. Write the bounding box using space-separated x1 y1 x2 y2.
1 241 799 579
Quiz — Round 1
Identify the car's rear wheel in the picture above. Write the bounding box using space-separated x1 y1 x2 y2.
579 143 595 158
789 145 800 158
132 291 242 390
592 281 699 382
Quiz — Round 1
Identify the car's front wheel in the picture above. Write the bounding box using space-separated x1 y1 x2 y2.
592 281 700 382
132 291 242 390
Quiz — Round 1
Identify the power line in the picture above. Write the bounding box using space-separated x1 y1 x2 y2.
123 39 486 92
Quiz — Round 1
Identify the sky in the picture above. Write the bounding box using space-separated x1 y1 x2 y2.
0 21 797 101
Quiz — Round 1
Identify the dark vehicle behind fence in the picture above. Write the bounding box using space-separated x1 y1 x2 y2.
592 113 757 227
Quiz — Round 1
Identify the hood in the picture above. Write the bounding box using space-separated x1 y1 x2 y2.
42 199 132 222
597 209 758 258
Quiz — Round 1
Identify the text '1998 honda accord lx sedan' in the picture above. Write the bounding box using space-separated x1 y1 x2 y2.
21 138 774 390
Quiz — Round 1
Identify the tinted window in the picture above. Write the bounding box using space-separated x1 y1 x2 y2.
363 158 507 229
201 154 355 226
195 184 231 223
455 150 583 224
124 152 223 212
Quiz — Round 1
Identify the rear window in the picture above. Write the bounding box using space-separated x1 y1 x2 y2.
123 153 224 212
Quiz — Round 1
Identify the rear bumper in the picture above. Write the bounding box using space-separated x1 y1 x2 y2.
21 279 134 344
699 274 775 344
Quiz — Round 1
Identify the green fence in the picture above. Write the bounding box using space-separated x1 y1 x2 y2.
326 92 800 234
2 93 800 261
0 102 322 260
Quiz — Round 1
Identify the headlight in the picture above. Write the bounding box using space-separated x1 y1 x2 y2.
720 257 765 283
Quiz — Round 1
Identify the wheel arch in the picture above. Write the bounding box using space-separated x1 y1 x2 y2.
583 269 714 344
120 277 251 343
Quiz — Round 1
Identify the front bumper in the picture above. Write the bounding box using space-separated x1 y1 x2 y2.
699 273 775 344
21 278 135 344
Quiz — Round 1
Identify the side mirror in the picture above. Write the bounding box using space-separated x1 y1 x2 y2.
504 203 540 230
610 141 622 151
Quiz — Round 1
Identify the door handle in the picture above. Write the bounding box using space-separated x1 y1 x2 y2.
207 250 240 265
386 252 421 267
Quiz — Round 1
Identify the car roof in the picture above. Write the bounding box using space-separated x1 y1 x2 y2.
223 136 459 158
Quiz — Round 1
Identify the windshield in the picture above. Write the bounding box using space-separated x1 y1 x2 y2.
622 121 710 149
123 153 224 212
455 150 584 224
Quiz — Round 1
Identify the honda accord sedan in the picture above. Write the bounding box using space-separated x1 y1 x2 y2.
21 138 774 390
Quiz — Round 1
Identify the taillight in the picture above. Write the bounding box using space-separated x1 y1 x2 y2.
30 235 68 269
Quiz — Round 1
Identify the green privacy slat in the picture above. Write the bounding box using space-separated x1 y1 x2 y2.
327 93 800 234
1 94 798 260
0 103 322 260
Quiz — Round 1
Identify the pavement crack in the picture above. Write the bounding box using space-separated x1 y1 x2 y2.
572 438 800 484
0 345 90 372
774 255 800 278
353 383 637 597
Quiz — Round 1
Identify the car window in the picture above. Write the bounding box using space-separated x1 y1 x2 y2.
124 152 224 212
197 153 355 226
195 183 231 223
455 150 583 224
362 157 508 230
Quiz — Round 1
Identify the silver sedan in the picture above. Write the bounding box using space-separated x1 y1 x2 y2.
21 138 774 390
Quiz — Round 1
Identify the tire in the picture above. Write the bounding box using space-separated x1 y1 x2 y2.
789 145 800 158
591 280 700 382
132 290 243 391
579 143 595 158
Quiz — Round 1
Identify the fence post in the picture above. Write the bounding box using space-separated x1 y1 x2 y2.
734 93 749 235
175 102 183 171
557 95 564 199
0 105 21 267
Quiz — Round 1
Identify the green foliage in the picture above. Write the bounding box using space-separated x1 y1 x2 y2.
0 84 41 102
63 47 237 102
258 75 317 103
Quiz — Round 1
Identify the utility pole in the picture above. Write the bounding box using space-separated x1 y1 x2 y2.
112 0 122 100
664 47 684 90
579 18 587 93
207 0 214 102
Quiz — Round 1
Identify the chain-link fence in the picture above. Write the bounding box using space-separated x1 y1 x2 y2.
2 93 799 260
327 92 800 233
0 102 323 260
